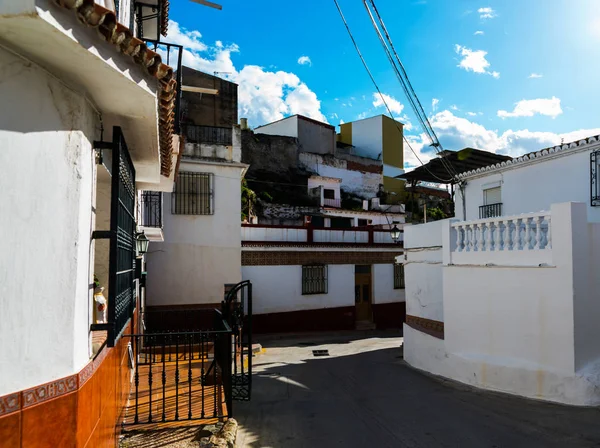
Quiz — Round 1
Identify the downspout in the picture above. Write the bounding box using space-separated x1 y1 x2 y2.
459 180 467 221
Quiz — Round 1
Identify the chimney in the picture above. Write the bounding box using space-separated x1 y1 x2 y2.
362 200 369 211
371 198 380 210
240 118 248 130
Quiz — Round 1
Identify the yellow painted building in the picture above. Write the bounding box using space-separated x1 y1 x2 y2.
338 115 405 201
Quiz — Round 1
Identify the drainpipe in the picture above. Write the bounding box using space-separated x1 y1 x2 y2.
459 181 467 221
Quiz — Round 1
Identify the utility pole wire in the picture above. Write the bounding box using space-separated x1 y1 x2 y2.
332 0 454 183
363 0 459 181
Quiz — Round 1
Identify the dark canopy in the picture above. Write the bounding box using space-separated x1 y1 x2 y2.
398 148 512 184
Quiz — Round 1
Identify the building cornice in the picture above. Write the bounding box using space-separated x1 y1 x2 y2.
458 135 600 181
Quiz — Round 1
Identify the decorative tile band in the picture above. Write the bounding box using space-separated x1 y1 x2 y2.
242 250 403 266
22 376 78 409
0 392 20 417
78 360 95 388
406 315 445 340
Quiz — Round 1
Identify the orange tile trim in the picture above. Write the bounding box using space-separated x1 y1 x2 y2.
0 343 112 416
405 314 445 339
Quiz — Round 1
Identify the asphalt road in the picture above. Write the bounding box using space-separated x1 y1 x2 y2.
235 332 600 448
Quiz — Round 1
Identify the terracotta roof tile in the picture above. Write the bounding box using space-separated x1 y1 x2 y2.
54 0 176 177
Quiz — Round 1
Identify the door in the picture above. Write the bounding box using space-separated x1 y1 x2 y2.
355 265 372 321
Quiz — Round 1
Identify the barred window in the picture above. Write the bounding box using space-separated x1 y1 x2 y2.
592 149 600 206
394 263 405 289
171 172 213 215
302 265 328 295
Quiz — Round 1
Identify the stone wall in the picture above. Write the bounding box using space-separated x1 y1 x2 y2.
259 202 319 225
242 130 300 177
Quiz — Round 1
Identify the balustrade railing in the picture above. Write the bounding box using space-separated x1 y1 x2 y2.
452 212 552 258
479 203 502 219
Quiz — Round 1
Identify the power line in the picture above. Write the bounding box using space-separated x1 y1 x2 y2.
363 0 459 181
332 0 454 183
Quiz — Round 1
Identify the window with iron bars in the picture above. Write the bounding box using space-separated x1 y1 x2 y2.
592 149 600 207
171 172 214 215
302 265 328 295
394 263 405 289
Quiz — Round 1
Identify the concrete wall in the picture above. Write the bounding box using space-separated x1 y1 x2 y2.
181 66 238 128
183 125 242 163
242 264 355 314
254 115 298 137
0 47 97 395
146 160 245 306
297 117 335 155
404 203 600 406
457 146 600 222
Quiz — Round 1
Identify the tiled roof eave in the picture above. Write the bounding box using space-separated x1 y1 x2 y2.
54 0 176 177
458 135 600 180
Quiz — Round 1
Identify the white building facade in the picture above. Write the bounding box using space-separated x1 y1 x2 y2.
403 135 600 406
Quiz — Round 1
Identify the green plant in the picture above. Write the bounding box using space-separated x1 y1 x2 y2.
241 179 257 221
426 207 447 222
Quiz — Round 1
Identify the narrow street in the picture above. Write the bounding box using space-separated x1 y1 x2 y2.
236 332 600 448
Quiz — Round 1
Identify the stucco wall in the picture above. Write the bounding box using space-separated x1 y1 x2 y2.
0 47 97 395
297 117 335 155
242 264 355 314
373 264 406 304
254 115 298 137
457 148 600 222
146 160 244 305
351 116 383 161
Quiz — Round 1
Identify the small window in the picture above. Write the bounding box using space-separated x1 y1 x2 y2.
592 150 600 206
171 172 214 215
357 219 368 227
394 263 405 289
483 186 501 205
302 265 328 295
323 188 335 199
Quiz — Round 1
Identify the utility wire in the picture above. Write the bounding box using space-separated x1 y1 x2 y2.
333 0 454 183
363 0 459 180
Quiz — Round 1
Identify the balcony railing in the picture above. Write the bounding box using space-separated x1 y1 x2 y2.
323 197 341 208
183 124 233 145
142 39 183 134
479 203 502 219
140 191 163 228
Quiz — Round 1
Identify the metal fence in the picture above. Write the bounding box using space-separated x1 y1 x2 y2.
183 124 233 145
479 203 503 219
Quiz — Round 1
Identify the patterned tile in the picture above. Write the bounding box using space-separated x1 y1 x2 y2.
78 360 95 388
242 250 403 266
22 376 77 409
0 392 21 416
406 315 445 339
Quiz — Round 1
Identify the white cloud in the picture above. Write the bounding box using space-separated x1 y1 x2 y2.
165 20 325 127
330 113 339 120
466 112 478 116
454 45 499 78
340 119 345 124
432 98 439 112
497 97 562 119
402 109 599 169
297 56 312 66
450 104 459 111
529 73 543 79
478 7 497 19
474 30 484 35
372 93 404 115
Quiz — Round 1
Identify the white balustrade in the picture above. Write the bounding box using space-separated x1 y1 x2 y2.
314 229 369 243
450 211 552 266
241 226 307 242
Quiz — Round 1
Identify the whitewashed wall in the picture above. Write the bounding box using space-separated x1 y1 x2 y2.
0 47 97 395
457 145 600 222
242 265 355 314
373 264 406 304
146 161 245 305
351 116 383 160
404 202 600 406
254 116 298 137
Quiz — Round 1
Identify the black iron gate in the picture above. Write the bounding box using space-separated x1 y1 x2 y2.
223 281 253 401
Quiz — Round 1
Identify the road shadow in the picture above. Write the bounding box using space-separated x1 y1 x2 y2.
235 335 600 448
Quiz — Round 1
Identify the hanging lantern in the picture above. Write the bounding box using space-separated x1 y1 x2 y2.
390 225 401 242
136 232 150 255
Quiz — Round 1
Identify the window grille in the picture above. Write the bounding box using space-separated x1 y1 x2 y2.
302 265 328 295
171 172 214 215
394 263 405 289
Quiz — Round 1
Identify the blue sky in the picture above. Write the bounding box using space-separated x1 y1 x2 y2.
167 0 600 168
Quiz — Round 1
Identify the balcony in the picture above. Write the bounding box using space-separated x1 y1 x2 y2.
139 191 164 241
479 203 502 219
183 124 233 145
323 197 341 208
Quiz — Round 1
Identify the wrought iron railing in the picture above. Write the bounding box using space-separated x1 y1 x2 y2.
479 202 502 219
183 124 233 145
123 312 233 425
592 149 600 206
142 38 183 134
140 191 162 227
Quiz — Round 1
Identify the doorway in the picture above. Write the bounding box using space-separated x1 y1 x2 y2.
355 265 372 322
